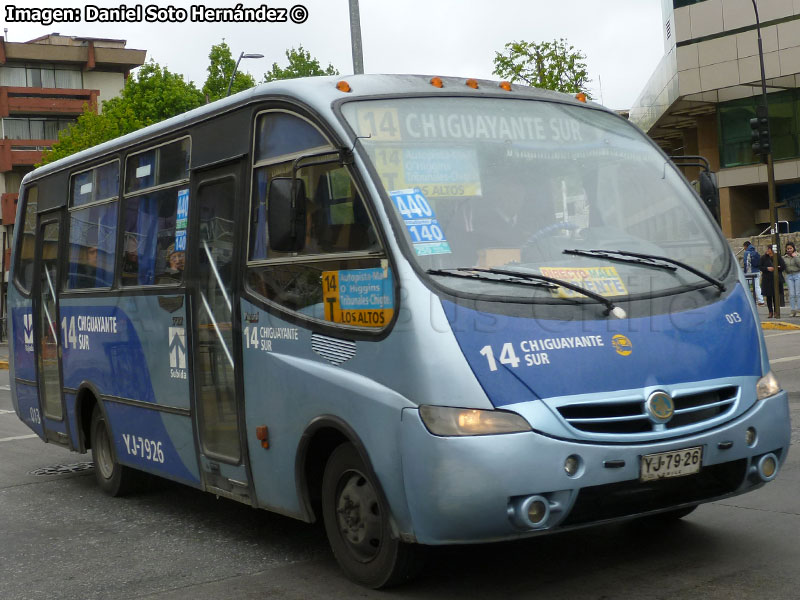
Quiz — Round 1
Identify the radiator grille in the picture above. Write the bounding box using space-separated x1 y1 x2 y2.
556 387 738 435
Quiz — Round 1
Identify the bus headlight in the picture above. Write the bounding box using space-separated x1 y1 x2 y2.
419 406 531 436
756 372 781 400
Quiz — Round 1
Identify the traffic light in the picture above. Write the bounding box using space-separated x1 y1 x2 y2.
750 104 770 163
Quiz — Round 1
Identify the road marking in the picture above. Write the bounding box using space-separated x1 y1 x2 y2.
769 355 800 365
0 385 10 390
0 409 15 415
764 330 800 338
0 434 38 443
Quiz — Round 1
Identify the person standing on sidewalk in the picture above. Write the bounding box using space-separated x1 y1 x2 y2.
743 241 764 305
761 246 786 318
783 242 800 317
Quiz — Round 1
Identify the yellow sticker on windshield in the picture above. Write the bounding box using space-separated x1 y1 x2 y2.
540 266 628 298
356 108 402 141
372 145 482 198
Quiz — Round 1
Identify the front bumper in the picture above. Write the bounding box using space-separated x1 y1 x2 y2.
399 391 790 545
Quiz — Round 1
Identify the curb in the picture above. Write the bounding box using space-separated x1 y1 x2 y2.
761 321 800 331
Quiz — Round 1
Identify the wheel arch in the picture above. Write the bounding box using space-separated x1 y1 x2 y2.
74 381 105 453
295 415 392 527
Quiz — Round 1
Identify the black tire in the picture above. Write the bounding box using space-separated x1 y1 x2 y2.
321 443 422 588
90 405 141 497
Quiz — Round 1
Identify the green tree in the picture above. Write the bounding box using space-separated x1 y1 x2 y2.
202 40 257 102
492 39 591 97
41 60 204 164
263 45 338 82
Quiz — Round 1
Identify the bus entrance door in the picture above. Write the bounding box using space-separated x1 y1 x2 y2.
34 214 69 446
190 163 253 504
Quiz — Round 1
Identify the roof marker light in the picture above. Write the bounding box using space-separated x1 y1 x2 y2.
430 76 444 88
336 80 351 93
466 78 479 89
500 81 512 91
575 92 588 103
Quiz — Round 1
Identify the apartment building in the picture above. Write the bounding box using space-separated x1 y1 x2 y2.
629 0 800 238
0 33 146 332
0 33 146 296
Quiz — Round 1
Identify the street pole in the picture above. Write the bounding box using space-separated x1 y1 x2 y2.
348 0 364 74
752 0 781 316
226 52 264 97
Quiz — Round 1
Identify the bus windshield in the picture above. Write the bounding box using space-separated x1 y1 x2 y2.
342 97 729 301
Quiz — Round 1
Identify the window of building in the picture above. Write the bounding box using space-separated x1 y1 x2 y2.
1 117 75 141
247 111 391 330
0 66 27 87
122 138 191 286
14 185 38 294
718 90 800 168
0 64 82 89
66 161 120 289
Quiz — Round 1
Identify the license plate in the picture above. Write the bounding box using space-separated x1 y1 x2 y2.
640 446 703 482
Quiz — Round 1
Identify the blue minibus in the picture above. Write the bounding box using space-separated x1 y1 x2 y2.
9 74 790 587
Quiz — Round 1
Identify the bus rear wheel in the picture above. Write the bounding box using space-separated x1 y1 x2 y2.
321 443 421 588
90 405 140 497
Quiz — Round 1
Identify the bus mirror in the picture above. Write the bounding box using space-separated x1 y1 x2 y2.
268 177 307 252
698 171 720 224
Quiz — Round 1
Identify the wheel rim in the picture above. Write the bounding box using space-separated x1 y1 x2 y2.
94 419 114 480
335 469 384 563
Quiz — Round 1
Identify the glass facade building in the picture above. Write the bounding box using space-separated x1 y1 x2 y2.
718 90 800 168
630 0 800 238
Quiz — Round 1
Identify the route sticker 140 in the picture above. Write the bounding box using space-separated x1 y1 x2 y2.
389 188 451 256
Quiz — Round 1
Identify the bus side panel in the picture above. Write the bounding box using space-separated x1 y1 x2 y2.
59 296 191 410
104 403 200 486
58 295 200 486
64 392 80 449
10 305 37 382
240 301 416 530
13 382 44 438
8 282 41 434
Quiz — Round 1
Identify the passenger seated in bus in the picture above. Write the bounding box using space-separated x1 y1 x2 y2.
157 243 185 283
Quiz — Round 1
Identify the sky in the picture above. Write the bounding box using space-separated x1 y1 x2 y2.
2 0 666 110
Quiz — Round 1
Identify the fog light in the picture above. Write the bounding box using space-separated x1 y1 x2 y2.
564 455 581 477
508 495 552 529
527 500 548 525
745 427 757 446
758 453 778 481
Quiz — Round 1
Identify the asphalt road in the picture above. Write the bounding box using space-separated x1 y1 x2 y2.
1 331 798 599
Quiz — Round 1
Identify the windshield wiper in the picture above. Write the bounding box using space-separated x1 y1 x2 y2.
426 268 558 290
563 249 725 292
429 267 626 318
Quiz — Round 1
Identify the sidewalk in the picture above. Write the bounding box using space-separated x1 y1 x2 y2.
755 301 800 331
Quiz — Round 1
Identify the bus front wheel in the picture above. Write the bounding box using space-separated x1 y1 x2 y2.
90 405 140 497
321 443 421 588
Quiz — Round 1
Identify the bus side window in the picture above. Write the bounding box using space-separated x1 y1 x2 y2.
121 139 190 287
14 185 39 294
66 161 120 289
247 111 391 330
121 189 182 286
